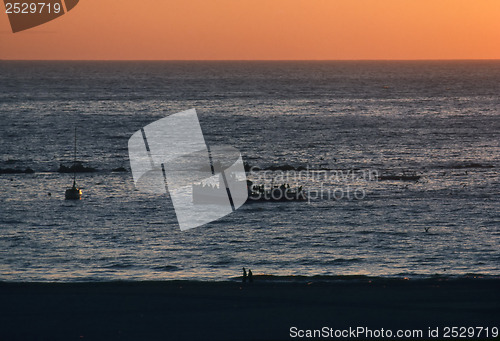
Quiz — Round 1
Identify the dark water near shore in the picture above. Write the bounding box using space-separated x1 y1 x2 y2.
0 61 499 282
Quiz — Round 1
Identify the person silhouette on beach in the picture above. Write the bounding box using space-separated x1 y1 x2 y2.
248 269 253 283
242 267 247 283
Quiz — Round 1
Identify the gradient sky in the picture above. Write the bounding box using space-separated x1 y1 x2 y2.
1 0 499 60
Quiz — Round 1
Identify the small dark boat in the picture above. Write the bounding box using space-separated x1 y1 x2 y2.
65 180 82 200
65 128 82 200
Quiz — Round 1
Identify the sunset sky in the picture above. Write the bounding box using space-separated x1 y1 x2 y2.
1 0 499 60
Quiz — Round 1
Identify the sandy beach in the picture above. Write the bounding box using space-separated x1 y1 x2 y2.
1 277 498 340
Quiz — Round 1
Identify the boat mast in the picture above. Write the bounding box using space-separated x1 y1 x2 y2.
73 127 76 187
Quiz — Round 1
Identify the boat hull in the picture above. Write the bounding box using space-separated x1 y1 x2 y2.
65 187 82 200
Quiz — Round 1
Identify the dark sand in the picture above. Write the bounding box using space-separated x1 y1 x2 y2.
0 277 498 340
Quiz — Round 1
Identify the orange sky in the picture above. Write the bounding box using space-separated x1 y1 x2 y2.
1 0 499 60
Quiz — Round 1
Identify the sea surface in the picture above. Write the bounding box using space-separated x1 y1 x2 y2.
0 61 499 282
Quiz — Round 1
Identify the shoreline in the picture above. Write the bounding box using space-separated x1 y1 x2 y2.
1 277 498 340
0 273 497 284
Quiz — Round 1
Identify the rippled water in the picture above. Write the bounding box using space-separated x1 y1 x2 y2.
0 61 499 281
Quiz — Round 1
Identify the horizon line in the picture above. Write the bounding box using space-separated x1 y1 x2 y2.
1 58 500 62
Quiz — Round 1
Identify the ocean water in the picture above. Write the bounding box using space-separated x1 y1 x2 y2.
0 61 499 282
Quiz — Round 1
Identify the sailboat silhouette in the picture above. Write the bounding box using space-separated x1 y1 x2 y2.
65 128 82 200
